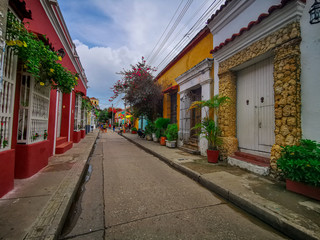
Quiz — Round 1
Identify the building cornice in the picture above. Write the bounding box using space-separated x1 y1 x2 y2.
212 0 305 62
176 58 213 86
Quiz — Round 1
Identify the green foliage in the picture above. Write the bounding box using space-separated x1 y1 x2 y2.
155 117 170 137
165 124 178 141
277 139 320 186
98 109 109 123
6 11 78 93
131 127 137 131
192 118 222 150
144 121 155 135
82 97 92 111
189 94 229 150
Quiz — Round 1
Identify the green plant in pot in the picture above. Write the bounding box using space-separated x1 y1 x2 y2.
131 127 137 134
165 123 178 148
277 139 320 200
155 117 170 145
189 95 229 163
144 121 154 141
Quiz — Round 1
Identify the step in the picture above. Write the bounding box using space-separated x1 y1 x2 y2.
179 146 200 155
55 141 73 155
234 151 270 164
228 155 270 176
56 136 67 146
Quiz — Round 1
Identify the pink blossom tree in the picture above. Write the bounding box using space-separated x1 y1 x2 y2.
109 57 162 120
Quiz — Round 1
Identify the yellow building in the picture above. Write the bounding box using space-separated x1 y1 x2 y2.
155 27 214 155
90 97 99 108
155 27 213 126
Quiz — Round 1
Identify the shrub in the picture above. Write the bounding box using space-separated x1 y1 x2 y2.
144 121 156 135
155 118 170 138
277 139 320 186
165 124 178 141
131 127 137 131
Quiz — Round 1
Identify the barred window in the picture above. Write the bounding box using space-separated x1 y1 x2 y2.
0 11 18 151
17 74 50 144
74 93 81 131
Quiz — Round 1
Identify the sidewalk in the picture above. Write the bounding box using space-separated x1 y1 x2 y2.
0 130 99 240
122 132 320 240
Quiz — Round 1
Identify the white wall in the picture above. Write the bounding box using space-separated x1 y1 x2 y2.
300 0 320 142
211 0 281 48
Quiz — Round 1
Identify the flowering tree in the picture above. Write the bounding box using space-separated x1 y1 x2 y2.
109 57 162 120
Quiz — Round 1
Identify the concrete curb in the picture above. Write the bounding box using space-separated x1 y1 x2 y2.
122 134 318 240
24 131 99 240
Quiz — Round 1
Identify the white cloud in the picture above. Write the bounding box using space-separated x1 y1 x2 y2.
59 0 218 109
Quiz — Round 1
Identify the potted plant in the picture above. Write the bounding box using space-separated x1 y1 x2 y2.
277 139 320 200
131 127 137 134
155 117 170 146
144 121 154 141
165 123 178 148
189 95 229 163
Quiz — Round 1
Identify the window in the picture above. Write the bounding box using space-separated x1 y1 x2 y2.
0 11 18 151
17 73 50 144
170 93 177 123
74 93 81 131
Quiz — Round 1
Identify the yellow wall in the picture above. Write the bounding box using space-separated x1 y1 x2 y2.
157 31 213 127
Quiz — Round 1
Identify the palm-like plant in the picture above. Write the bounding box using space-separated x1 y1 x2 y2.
189 95 229 150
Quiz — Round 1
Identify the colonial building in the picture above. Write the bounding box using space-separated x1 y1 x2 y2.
207 0 319 175
0 0 88 197
155 27 214 155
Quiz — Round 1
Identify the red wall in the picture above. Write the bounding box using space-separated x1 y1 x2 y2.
0 150 15 197
48 89 57 156
15 141 50 179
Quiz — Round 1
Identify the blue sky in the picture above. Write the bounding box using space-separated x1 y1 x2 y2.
59 0 223 109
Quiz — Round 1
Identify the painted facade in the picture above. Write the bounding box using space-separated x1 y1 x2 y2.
155 27 213 126
207 0 318 175
0 0 88 197
155 27 214 155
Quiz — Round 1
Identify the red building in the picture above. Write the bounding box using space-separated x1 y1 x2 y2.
0 0 88 197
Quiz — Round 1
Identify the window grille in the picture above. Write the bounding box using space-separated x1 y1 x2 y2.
81 103 85 130
0 11 18 151
17 73 50 144
170 93 177 123
74 94 81 131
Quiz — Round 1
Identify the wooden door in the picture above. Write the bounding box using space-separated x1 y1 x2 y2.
237 57 274 154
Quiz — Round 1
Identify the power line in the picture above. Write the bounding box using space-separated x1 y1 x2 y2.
148 0 193 65
155 0 223 71
146 0 184 61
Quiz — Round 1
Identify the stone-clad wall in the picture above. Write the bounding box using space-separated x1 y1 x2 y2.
271 38 301 170
217 21 302 171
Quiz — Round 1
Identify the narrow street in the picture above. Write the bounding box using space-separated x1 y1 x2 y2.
59 132 287 240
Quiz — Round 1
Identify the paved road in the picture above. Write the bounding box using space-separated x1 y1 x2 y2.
60 132 288 240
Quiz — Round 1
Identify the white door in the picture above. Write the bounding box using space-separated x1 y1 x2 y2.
237 57 274 154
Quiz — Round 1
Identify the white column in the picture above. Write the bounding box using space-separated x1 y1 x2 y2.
199 79 212 156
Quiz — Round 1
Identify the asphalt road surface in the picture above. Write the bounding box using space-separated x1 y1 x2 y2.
60 132 288 240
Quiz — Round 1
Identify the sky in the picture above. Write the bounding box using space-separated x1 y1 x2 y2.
58 0 224 109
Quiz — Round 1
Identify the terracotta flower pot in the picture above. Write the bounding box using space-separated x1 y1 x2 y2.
160 136 166 146
286 179 320 201
207 149 219 163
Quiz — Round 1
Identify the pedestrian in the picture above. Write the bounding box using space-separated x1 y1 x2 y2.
113 125 115 132
103 123 107 133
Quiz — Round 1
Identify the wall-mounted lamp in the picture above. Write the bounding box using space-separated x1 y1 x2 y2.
57 48 66 58
309 0 320 24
